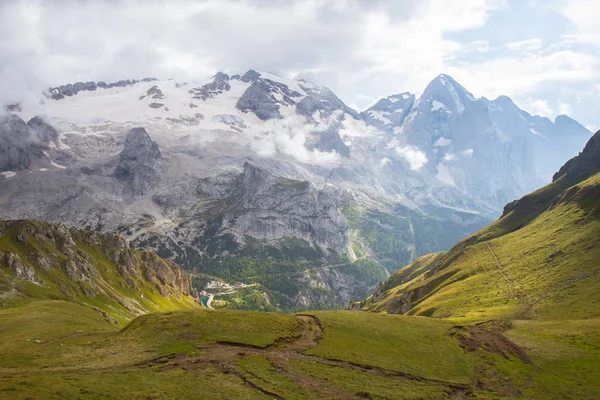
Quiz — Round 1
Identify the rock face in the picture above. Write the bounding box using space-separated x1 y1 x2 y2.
237 80 285 120
115 127 162 197
553 129 600 182
0 219 195 318
227 162 349 254
0 115 30 171
296 86 359 121
236 71 302 120
360 92 415 132
189 72 231 100
0 114 58 172
48 78 156 100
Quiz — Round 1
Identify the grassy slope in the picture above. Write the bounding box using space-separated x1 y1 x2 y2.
2 301 597 399
359 172 600 322
0 220 198 324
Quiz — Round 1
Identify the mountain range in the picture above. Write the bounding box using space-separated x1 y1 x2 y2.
0 124 598 399
0 70 592 309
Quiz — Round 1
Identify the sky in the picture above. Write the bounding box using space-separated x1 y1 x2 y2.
1 0 599 130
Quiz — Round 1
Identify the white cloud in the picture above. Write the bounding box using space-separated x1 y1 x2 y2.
562 0 600 44
558 100 572 116
504 38 544 52
395 145 428 170
520 98 554 118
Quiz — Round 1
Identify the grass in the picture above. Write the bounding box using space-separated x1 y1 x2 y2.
0 368 271 400
306 311 472 384
0 219 199 325
362 172 600 322
0 299 598 399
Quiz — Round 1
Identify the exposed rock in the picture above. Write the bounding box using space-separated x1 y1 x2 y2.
48 78 156 100
149 102 164 109
0 114 30 171
189 72 231 100
309 127 350 157
211 114 245 127
553 129 600 182
226 162 349 254
236 80 283 120
115 127 162 197
1 251 41 284
296 86 359 121
240 69 260 83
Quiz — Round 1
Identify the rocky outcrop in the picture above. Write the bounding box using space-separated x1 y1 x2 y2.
189 72 231 100
236 80 284 120
0 114 58 172
553 129 600 182
115 127 162 197
309 127 350 157
296 86 359 121
236 71 303 120
48 78 156 100
0 115 30 171
225 162 349 254
0 219 194 309
360 92 415 132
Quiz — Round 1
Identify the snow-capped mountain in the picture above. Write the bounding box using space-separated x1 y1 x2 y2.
363 74 591 208
0 70 591 309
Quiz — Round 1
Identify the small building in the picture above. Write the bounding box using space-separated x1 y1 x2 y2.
234 282 243 288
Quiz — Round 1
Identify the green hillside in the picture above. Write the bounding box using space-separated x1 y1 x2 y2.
0 219 199 325
355 130 600 322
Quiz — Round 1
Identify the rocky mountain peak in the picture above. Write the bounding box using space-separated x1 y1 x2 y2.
553 129 600 182
419 74 475 114
241 69 261 83
554 114 589 134
361 92 415 131
0 114 58 172
115 127 162 197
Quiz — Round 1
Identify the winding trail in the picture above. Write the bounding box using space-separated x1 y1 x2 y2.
142 314 473 399
487 243 533 317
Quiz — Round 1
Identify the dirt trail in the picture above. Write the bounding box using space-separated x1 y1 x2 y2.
142 314 473 399
487 243 533 317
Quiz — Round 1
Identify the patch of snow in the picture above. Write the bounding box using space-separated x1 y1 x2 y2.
395 145 428 170
434 137 451 147
436 163 455 186
443 153 456 161
393 126 404 135
386 137 400 149
380 158 391 167
402 93 410 99
368 111 392 125
0 171 16 178
388 97 400 103
51 161 67 169
431 100 446 112
529 128 544 137
38 168 47 172
461 148 474 157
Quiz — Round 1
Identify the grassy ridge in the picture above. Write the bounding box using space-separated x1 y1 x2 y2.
0 220 198 324
359 172 600 322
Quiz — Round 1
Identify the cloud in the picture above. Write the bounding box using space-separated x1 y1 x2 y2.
558 100 572 115
248 117 341 166
520 98 554 118
394 145 428 170
504 38 543 52
0 0 598 129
